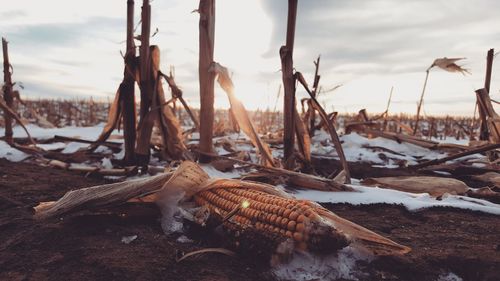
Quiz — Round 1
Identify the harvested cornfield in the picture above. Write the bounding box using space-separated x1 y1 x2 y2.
1 1 500 281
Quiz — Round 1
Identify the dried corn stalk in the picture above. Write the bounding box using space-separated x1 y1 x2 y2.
294 107 311 165
476 88 500 144
296 72 351 183
209 62 275 167
136 46 187 160
152 47 186 159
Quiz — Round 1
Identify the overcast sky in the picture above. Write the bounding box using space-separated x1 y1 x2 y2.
1 0 499 116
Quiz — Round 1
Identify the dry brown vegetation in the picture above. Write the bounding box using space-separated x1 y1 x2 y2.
1 0 499 280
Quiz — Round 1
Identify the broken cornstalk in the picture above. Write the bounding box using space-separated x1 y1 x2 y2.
296 72 351 184
308 55 321 136
484 48 494 94
160 71 200 130
136 0 154 164
413 69 430 136
280 0 298 169
90 0 138 164
479 49 495 141
121 0 138 164
198 0 216 163
2 37 14 144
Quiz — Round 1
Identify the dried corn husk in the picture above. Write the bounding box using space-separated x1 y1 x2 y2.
431 57 470 75
362 176 469 197
209 62 275 167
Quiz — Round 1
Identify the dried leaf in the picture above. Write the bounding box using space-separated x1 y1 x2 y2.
176 248 236 263
430 57 470 75
362 176 470 197
210 62 275 167
90 88 121 150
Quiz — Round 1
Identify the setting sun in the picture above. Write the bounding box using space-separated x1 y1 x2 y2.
214 0 276 110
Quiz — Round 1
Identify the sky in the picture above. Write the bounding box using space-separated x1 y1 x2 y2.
1 0 500 116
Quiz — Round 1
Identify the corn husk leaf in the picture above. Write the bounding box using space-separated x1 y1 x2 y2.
209 62 275 167
431 57 470 75
362 176 470 197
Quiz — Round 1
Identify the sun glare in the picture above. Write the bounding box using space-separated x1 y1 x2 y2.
214 0 274 110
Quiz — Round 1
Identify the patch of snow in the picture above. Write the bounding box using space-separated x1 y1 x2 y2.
0 123 115 140
61 142 88 154
472 162 487 168
0 141 29 161
214 145 232 156
0 124 125 162
176 235 194 243
235 143 254 153
36 142 66 151
94 145 112 154
113 144 125 159
121 235 138 244
69 163 92 169
200 164 242 179
311 130 331 142
432 137 469 146
293 184 500 215
101 158 113 169
371 164 399 169
272 246 371 281
433 171 452 176
437 272 463 281
311 132 447 166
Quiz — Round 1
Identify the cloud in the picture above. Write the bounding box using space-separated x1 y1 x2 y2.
20 80 112 100
0 10 27 21
1 0 499 116
48 59 89 68
4 17 122 49
261 0 500 77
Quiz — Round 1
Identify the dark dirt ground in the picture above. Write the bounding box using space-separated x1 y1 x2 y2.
1 158 499 281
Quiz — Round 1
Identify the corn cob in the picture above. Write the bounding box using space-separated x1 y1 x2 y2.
171 161 410 257
193 187 350 254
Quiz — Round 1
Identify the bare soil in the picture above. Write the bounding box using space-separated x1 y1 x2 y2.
1 158 499 281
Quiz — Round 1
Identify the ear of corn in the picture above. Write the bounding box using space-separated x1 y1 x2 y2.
193 187 350 254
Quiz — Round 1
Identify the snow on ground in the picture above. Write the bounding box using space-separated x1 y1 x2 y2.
312 131 445 165
273 246 372 281
432 137 469 146
2 124 479 170
311 131 483 167
0 141 29 161
0 124 124 162
0 123 120 141
437 272 464 281
200 164 243 179
61 142 90 154
293 181 500 215
36 142 67 151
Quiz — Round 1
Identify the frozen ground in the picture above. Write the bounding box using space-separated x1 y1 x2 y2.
293 180 500 215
